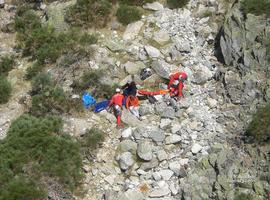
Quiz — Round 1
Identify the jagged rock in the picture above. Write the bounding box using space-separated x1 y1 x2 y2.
139 104 155 116
159 169 174 180
160 118 171 129
106 40 125 52
144 45 161 58
207 97 218 108
117 152 135 171
151 60 177 79
143 2 164 11
191 143 203 154
157 149 167 161
152 172 162 181
123 21 144 41
124 61 145 75
118 140 137 154
122 109 142 127
171 124 181 134
118 189 144 200
165 134 181 144
121 128 133 139
148 127 165 143
153 30 170 45
137 140 153 161
169 162 181 176
149 185 171 197
104 174 116 185
140 158 159 171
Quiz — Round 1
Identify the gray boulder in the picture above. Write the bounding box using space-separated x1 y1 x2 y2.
123 21 144 41
137 140 153 161
118 189 144 200
117 152 135 171
153 30 170 46
143 2 164 11
144 45 161 58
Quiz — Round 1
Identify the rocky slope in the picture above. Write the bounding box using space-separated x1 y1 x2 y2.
0 0 269 200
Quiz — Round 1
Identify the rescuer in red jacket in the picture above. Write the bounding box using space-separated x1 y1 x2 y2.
168 72 188 99
108 88 125 127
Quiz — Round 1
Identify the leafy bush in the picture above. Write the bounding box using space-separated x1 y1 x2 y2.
0 115 83 197
66 0 112 28
15 6 98 78
72 70 118 98
81 128 105 151
116 4 142 25
79 33 98 46
241 0 270 17
31 72 53 92
246 103 270 142
167 0 189 9
25 62 44 80
0 177 45 200
0 56 15 76
119 0 154 6
0 76 12 104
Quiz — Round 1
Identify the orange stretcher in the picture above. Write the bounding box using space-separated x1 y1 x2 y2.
138 89 170 96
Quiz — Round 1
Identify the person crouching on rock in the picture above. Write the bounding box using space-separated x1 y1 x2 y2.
108 88 124 127
168 71 188 100
126 95 141 120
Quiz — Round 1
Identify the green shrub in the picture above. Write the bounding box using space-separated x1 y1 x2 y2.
15 6 98 75
0 76 12 104
25 62 44 80
167 0 189 9
0 56 15 76
119 0 154 6
0 114 83 196
81 128 105 150
116 4 142 25
31 72 53 92
0 177 45 200
246 103 270 142
72 70 118 98
79 33 98 46
66 0 112 28
234 192 253 200
241 0 270 17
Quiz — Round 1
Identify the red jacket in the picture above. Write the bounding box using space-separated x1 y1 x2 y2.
109 93 124 107
168 72 187 89
126 96 139 109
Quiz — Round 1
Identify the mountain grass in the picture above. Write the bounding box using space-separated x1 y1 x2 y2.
0 115 83 198
246 102 270 142
0 76 12 104
241 0 270 17
116 4 142 25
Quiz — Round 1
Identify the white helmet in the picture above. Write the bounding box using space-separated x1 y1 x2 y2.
116 88 121 93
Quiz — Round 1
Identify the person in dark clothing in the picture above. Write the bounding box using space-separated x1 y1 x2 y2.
122 78 137 97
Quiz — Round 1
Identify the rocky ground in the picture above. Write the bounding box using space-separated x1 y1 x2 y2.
0 0 269 200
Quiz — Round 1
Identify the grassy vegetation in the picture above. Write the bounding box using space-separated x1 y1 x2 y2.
116 4 142 25
241 0 270 17
66 0 112 28
29 73 81 116
119 0 154 6
15 5 97 80
246 102 270 142
0 76 12 104
72 70 118 99
80 128 105 157
0 115 83 198
167 0 189 9
0 56 15 76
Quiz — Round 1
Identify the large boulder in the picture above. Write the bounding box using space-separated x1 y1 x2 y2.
123 21 144 41
144 45 161 58
143 2 164 11
151 60 178 79
153 30 170 46
124 61 145 75
137 140 153 161
117 152 135 171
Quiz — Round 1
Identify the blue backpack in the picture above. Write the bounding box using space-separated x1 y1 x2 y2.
82 92 96 109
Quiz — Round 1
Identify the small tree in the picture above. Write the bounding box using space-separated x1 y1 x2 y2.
0 76 12 104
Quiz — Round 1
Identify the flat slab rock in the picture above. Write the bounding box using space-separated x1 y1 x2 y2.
149 187 171 197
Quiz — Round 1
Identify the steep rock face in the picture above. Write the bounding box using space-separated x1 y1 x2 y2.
220 2 269 70
219 1 270 102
